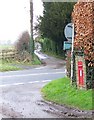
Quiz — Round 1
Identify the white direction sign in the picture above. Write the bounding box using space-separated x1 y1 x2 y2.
64 23 73 42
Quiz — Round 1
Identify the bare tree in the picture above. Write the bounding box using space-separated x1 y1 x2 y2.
15 31 30 52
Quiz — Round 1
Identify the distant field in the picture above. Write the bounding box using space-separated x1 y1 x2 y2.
0 45 15 50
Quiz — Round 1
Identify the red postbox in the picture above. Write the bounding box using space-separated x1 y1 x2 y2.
78 61 84 86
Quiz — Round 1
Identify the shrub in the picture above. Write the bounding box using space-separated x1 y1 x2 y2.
15 31 30 53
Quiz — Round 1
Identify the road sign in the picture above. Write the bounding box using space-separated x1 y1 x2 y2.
63 41 71 50
64 23 73 42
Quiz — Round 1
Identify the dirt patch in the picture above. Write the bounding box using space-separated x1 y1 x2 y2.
41 56 66 69
38 100 92 118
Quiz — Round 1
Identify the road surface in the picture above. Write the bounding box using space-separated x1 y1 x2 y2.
0 66 66 87
0 52 67 118
0 51 92 118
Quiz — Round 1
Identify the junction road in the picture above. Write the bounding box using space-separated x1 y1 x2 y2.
0 53 67 118
0 66 66 87
0 52 92 118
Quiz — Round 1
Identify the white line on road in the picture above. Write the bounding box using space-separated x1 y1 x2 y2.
35 66 47 70
1 71 65 78
0 80 52 87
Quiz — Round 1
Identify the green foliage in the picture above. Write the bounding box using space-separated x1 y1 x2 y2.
41 38 56 53
42 77 92 110
38 2 75 55
86 61 94 89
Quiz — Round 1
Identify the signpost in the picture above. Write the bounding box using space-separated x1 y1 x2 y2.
64 23 74 81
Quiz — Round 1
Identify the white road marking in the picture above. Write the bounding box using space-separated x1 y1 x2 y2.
35 66 65 70
1 71 65 78
0 80 52 87
42 80 52 83
35 66 47 70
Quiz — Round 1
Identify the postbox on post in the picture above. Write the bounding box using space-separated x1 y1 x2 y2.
75 54 86 89
78 61 84 87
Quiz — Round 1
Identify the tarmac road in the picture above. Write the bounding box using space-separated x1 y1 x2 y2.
0 50 66 87
0 66 66 87
0 52 67 118
0 52 92 119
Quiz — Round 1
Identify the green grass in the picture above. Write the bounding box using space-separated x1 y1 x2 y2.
0 55 41 72
32 55 41 65
9 55 41 66
0 61 21 72
42 77 92 110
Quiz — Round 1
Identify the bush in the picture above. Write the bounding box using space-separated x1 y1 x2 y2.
15 31 30 53
86 61 94 89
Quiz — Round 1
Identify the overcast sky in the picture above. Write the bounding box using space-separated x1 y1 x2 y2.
0 0 43 44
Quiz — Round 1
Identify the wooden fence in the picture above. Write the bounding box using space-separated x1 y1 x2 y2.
0 49 18 60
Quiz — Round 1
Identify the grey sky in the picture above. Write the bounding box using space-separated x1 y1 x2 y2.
0 0 43 44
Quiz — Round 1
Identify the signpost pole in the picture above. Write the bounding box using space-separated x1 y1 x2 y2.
64 22 75 82
71 23 74 81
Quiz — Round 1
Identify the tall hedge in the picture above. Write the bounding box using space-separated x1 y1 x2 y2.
72 1 94 67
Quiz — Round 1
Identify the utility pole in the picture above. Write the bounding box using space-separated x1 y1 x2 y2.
30 0 34 60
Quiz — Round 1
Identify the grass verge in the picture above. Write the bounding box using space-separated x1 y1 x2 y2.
0 55 41 72
42 77 92 110
32 55 41 65
13 55 41 66
0 62 21 72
